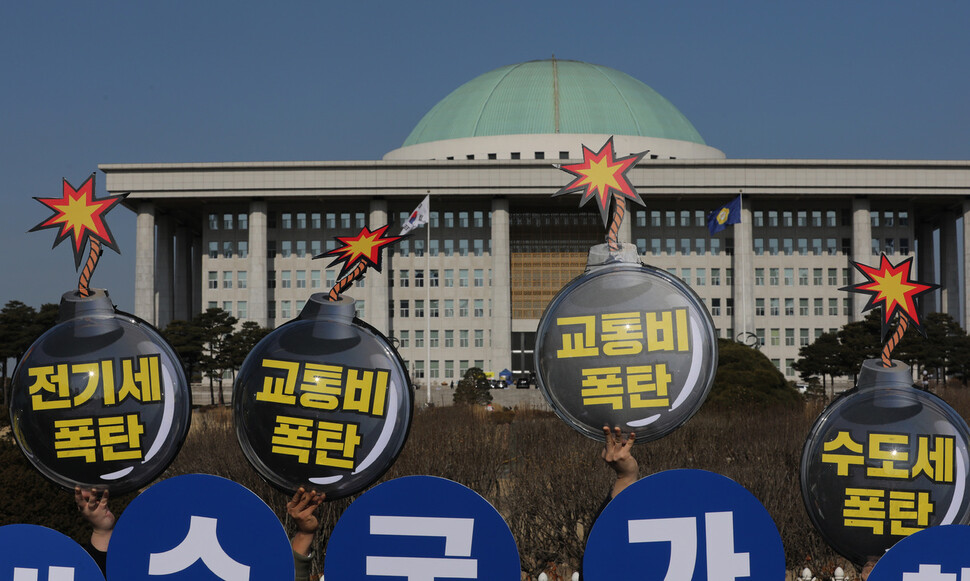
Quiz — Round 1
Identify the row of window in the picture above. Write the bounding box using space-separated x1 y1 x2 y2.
756 267 849 286
397 329 486 349
662 268 733 287
208 211 495 232
397 299 489 318
757 327 841 347
407 359 486 380
755 298 852 317
396 269 489 288
632 209 910 229
637 237 729 256
204 299 367 321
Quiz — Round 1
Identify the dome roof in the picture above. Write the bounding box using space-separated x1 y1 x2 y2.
401 59 706 147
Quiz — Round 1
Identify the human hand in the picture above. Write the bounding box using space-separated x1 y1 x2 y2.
287 487 324 535
860 559 877 580
75 486 115 551
74 486 115 533
602 426 638 498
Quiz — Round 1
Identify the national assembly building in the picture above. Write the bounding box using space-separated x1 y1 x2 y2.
100 58 970 384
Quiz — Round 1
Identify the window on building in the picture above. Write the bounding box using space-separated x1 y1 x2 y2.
782 211 793 227
696 268 706 286
267 270 276 289
770 298 780 316
223 271 232 289
460 330 469 348
799 298 809 316
474 330 484 348
281 300 292 319
785 328 795 346
799 268 809 285
712 268 722 286
829 298 839 316
444 330 454 348
429 300 439 318
755 268 764 286
296 241 306 258
813 268 823 286
237 301 247 319
444 269 454 287
681 268 691 285
770 328 780 346
726 299 734 316
238 271 247 289
459 269 469 287
280 271 291 288
755 298 764 316
474 299 484 317
711 298 722 317
208 214 219 230
785 298 795 316
296 270 306 288
459 299 469 317
208 242 218 259
474 269 484 287
783 238 793 256
311 270 320 288
784 268 794 286
415 300 425 318
415 331 424 349
415 270 424 288
282 213 293 229
814 298 824 316
208 271 218 289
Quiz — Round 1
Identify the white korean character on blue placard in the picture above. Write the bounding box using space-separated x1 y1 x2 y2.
0 524 104 581
104 474 294 580
584 469 785 581
325 475 520 580
867 525 970 581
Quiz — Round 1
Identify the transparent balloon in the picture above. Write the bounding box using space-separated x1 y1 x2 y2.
234 295 413 499
801 360 970 565
535 250 718 443
9 290 191 494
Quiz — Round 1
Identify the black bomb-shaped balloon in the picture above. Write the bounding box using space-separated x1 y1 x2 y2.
11 175 191 493
11 290 192 493
800 254 970 564
536 138 718 442
801 359 970 565
233 224 413 499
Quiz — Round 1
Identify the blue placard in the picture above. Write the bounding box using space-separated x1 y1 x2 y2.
324 475 520 580
106 473 294 580
868 524 970 580
584 469 785 581
0 524 105 581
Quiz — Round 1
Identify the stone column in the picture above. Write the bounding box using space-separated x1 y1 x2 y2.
155 215 175 329
940 211 961 322
367 198 390 334
490 198 512 374
851 198 872 320
916 219 939 315
135 202 156 325
963 202 970 331
174 224 192 321
191 235 202 316
249 200 268 327
731 198 754 340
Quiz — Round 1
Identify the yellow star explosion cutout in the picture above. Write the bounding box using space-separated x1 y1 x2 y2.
30 174 127 269
841 254 939 340
319 224 402 279
554 137 646 225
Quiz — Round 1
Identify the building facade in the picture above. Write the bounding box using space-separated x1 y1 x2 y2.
101 59 970 383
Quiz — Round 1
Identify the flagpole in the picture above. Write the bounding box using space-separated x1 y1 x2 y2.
426 200 431 405
739 189 747 342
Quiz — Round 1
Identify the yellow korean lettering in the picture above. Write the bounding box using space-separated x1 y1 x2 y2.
911 435 954 483
271 415 314 463
257 359 300 405
600 313 643 356
98 414 145 461
888 490 934 535
555 316 599 358
580 367 624 410
674 308 690 352
299 363 342 410
53 418 97 463
821 431 865 476
314 421 362 470
101 359 117 406
627 364 672 408
71 362 100 407
343 368 390 417
867 433 910 479
118 355 162 403
843 488 886 535
28 364 72 410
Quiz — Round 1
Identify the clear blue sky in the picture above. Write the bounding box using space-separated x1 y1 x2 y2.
2 1 968 313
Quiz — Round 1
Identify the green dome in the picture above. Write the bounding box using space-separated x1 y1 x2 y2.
402 59 706 147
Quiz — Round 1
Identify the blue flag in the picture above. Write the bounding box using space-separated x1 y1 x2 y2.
707 195 741 234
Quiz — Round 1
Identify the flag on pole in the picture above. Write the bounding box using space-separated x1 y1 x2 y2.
399 195 430 236
707 195 742 235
